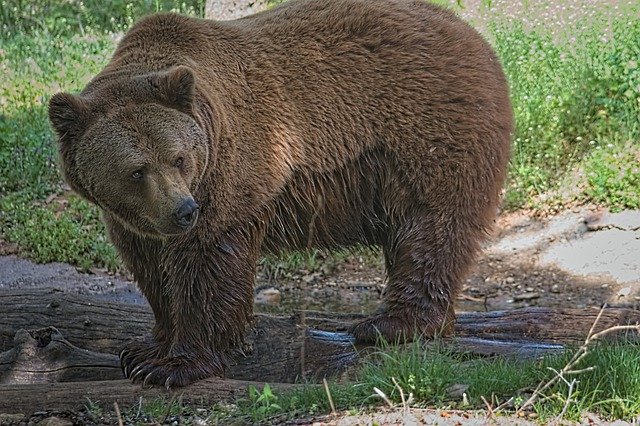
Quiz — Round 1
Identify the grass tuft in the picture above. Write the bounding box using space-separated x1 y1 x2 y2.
238 340 640 423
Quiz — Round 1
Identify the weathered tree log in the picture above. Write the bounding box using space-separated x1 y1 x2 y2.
0 289 358 384
2 290 639 384
0 326 121 385
1 289 639 415
0 378 297 415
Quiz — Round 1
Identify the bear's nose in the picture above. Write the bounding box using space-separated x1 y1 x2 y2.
173 198 199 228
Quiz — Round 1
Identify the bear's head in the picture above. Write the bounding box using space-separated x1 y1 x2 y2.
49 66 209 238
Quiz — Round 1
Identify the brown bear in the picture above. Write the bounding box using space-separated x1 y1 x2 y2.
49 0 513 387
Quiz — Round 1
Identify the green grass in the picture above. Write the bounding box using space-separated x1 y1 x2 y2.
0 0 205 37
231 340 640 423
0 32 120 270
583 143 640 211
0 192 119 271
77 340 639 424
492 9 640 209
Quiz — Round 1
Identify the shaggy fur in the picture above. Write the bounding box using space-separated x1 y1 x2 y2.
49 0 513 387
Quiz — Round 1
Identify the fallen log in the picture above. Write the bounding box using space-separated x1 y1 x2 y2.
0 289 358 384
0 288 639 415
0 378 297 415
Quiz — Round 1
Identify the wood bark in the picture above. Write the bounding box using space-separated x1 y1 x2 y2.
1 289 639 415
0 378 297 415
204 0 269 20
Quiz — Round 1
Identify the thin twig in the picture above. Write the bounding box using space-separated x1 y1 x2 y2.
391 377 406 409
590 324 640 341
554 378 576 424
373 387 394 408
585 304 607 344
494 396 514 412
323 378 336 415
481 395 495 419
564 366 596 375
113 401 124 426
516 304 640 415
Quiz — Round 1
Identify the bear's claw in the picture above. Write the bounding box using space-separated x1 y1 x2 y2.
120 338 164 380
120 340 226 388
124 354 225 388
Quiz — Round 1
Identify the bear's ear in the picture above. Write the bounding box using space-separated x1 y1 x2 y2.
49 93 89 140
154 66 196 115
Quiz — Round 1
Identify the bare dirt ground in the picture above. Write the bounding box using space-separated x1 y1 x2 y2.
253 206 640 316
3 207 639 316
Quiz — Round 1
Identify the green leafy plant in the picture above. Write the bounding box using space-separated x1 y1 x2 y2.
247 383 283 421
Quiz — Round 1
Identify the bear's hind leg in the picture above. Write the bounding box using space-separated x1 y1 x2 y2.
349 207 480 343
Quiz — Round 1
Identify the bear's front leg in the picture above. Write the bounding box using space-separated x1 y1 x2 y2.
104 215 175 380
127 227 260 388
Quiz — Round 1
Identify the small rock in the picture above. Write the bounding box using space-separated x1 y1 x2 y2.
513 292 540 301
505 277 515 284
446 383 469 398
38 417 73 426
254 288 282 305
618 287 631 298
601 284 609 288
320 263 335 275
525 287 534 292
551 284 560 293
302 272 322 284
0 414 25 425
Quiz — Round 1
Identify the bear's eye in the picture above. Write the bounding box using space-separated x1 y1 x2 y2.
131 170 144 180
174 157 184 168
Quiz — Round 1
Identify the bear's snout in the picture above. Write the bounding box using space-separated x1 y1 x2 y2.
173 198 199 229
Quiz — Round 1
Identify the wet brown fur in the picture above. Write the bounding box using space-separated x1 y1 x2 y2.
49 0 513 387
